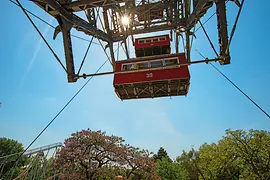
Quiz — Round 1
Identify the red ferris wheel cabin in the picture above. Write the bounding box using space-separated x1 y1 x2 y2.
113 53 190 100
135 35 171 57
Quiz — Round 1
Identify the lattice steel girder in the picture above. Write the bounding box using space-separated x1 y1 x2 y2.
32 0 111 42
85 8 96 27
184 0 190 16
63 0 128 12
216 0 230 65
0 143 62 163
113 22 185 37
109 0 186 37
56 17 76 82
186 0 213 29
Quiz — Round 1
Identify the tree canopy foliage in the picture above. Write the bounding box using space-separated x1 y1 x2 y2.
53 129 159 180
156 129 270 180
0 137 27 179
1 129 269 180
197 129 270 180
156 157 188 180
153 147 172 162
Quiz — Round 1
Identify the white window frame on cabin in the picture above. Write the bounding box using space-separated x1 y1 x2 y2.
137 36 167 45
121 56 179 72
163 57 180 68
122 61 150 72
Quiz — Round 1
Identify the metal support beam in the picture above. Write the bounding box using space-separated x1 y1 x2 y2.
184 0 190 18
123 38 130 59
112 22 185 37
23 143 62 156
184 0 191 62
186 0 212 29
108 41 116 67
0 143 62 163
64 0 126 11
185 31 191 62
176 32 179 53
78 58 220 79
57 17 77 82
84 8 96 26
102 8 115 67
216 0 230 65
33 0 110 42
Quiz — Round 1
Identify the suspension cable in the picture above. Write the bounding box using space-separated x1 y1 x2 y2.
198 20 219 57
77 7 103 74
8 58 109 171
195 0 230 33
71 34 99 45
225 0 245 54
196 50 270 119
9 0 99 45
15 0 68 73
190 24 196 51
195 12 216 33
97 39 113 66
10 0 54 29
117 42 120 61
211 63 269 119
77 36 94 75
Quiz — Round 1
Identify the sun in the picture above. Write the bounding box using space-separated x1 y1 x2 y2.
121 15 130 26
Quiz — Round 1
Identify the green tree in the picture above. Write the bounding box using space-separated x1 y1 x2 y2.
156 158 189 180
176 149 200 180
0 137 27 179
198 142 240 180
224 129 270 179
153 147 172 162
196 129 270 180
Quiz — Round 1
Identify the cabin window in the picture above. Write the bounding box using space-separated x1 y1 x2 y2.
122 64 129 71
159 37 166 41
164 58 178 66
122 63 137 71
150 60 163 68
137 62 149 69
153 38 158 42
146 39 151 43
138 40 144 44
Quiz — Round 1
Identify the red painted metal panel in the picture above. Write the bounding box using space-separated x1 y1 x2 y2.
135 35 170 49
113 54 190 85
114 66 190 85
135 41 170 49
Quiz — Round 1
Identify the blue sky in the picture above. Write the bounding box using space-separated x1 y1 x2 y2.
0 0 269 159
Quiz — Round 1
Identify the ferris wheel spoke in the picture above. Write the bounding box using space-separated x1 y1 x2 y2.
77 36 95 75
97 38 113 66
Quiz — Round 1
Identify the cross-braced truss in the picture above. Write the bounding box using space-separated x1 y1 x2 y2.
0 143 62 179
30 0 243 82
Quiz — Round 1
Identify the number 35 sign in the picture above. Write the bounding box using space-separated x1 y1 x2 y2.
146 73 153 78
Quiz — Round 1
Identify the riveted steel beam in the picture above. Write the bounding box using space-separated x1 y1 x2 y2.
33 0 110 42
216 0 230 65
56 17 77 82
63 0 127 12
186 0 213 29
